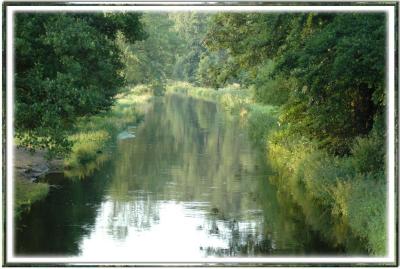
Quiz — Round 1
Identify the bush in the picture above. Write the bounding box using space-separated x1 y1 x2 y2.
166 81 192 95
351 132 385 174
252 77 293 106
251 60 293 106
247 104 279 146
166 81 253 114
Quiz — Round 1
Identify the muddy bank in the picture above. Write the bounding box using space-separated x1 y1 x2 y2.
14 147 65 214
14 147 64 182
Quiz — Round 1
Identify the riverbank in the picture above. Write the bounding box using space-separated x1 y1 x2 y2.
14 87 151 214
14 148 63 215
166 81 279 147
166 81 386 256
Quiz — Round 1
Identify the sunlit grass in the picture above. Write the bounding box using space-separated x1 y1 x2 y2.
15 87 151 213
64 87 150 179
166 81 252 113
268 130 386 255
15 178 49 216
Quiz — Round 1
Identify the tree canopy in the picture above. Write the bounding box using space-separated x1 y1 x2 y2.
205 12 386 155
15 11 386 157
15 12 145 154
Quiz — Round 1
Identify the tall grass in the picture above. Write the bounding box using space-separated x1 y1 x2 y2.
267 130 386 255
167 81 252 113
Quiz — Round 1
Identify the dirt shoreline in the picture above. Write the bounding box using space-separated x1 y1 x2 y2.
14 147 65 214
14 147 64 182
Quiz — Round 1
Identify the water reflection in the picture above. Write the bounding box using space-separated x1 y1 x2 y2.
16 94 340 258
15 170 112 255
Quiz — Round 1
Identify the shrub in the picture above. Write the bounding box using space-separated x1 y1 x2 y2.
166 81 192 95
351 132 385 174
166 81 253 114
251 60 294 106
247 104 279 146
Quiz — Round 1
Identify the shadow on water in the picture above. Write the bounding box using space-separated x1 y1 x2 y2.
16 94 346 258
15 166 114 255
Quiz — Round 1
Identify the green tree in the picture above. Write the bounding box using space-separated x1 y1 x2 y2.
15 13 145 155
118 13 182 89
196 50 238 89
169 12 209 83
205 12 386 155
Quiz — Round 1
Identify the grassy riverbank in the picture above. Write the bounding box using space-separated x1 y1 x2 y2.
64 89 151 179
167 81 386 255
268 130 386 255
15 87 151 214
166 81 280 146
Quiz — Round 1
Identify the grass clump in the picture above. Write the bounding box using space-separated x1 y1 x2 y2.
15 179 49 216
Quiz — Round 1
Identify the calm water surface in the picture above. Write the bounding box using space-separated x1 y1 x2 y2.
16 94 339 260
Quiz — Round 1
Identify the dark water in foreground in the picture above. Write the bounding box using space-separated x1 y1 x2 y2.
16 95 341 260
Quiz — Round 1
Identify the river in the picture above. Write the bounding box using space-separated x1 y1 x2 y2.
15 94 341 260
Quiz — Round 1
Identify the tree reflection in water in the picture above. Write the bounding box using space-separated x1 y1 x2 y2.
16 95 341 258
102 95 339 257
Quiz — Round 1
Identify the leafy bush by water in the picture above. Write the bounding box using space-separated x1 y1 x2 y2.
129 84 153 95
351 132 385 175
251 60 293 106
247 104 279 147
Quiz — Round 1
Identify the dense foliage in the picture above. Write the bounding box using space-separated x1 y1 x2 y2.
15 13 145 154
165 11 387 255
15 10 388 255
118 13 210 88
118 13 178 86
205 13 386 155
